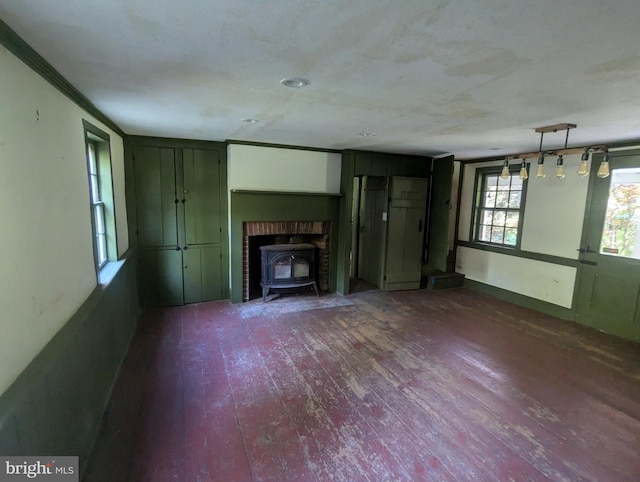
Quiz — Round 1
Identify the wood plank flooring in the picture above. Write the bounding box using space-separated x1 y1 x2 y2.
83 288 640 481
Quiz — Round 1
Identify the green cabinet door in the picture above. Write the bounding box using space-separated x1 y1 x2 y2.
133 146 179 247
384 177 429 291
138 248 184 306
183 148 222 245
183 245 223 304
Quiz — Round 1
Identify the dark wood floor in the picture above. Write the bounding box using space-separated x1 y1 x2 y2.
83 288 640 481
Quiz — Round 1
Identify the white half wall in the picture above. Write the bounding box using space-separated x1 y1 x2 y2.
456 154 592 309
228 144 341 193
457 246 576 308
0 45 127 395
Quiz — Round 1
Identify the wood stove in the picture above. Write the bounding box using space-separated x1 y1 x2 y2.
260 243 319 301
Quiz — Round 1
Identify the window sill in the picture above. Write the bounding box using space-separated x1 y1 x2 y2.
98 259 125 287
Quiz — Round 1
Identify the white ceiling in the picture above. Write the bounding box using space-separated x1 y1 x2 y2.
2 0 640 159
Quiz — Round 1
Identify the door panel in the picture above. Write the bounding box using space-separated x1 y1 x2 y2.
183 149 221 245
183 245 223 303
138 248 184 306
575 152 640 340
384 177 428 290
133 146 178 247
358 176 386 287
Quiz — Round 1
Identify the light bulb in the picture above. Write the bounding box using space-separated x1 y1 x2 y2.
519 161 528 180
536 164 546 179
577 151 589 177
597 161 610 178
577 160 589 177
500 160 510 180
555 155 565 179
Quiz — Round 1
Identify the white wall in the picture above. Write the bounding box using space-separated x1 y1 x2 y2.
0 45 127 395
457 154 590 308
227 144 341 193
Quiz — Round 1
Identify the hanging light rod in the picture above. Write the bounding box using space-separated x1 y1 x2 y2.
534 123 577 133
513 145 608 160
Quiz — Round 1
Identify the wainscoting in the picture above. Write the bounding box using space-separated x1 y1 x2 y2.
0 254 140 477
84 288 640 481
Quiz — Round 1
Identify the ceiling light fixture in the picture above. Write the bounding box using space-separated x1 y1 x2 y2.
280 77 310 88
358 132 375 137
502 123 610 181
241 118 259 123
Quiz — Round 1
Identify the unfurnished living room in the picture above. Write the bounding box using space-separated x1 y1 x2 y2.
1 1 639 481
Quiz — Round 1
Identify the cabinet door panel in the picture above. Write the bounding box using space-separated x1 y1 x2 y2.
183 149 221 245
138 249 184 306
183 245 223 303
134 146 178 247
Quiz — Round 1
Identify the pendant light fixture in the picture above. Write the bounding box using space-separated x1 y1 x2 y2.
519 160 528 180
597 150 611 178
555 155 566 179
536 153 546 179
577 150 590 177
500 159 510 180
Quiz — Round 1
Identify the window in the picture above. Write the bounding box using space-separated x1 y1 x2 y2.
473 167 527 248
83 120 116 275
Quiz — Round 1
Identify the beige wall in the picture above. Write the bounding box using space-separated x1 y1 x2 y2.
227 144 341 193
456 154 589 308
0 45 127 395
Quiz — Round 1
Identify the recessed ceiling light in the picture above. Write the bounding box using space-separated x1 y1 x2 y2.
280 77 310 88
489 147 501 151
241 118 259 123
359 132 375 137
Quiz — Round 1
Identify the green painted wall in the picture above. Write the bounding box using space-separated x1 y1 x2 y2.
0 254 140 475
230 191 341 303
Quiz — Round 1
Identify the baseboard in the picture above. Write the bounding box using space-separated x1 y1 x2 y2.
463 278 574 320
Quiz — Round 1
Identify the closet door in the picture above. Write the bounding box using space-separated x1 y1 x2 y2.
183 245 223 304
183 148 222 245
138 248 184 306
384 177 429 291
133 146 179 247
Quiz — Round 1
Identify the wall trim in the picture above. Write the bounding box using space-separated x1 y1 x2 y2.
230 189 342 197
0 19 124 137
227 139 342 154
127 135 226 150
457 240 579 267
464 278 574 320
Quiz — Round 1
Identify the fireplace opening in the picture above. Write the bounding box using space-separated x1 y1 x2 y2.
248 233 326 300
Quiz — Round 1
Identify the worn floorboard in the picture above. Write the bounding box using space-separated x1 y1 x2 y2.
84 289 640 481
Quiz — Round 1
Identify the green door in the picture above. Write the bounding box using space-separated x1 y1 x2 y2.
133 146 179 247
183 245 223 304
183 148 222 245
358 176 387 287
383 177 429 291
575 151 640 340
138 248 184 306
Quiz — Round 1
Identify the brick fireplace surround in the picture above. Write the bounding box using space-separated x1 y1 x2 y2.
242 221 331 302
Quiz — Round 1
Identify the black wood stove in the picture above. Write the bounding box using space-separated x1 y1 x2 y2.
260 243 319 301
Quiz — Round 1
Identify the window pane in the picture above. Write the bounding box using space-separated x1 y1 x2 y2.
90 174 100 202
495 191 509 208
493 211 506 227
508 191 521 208
481 209 493 225
478 225 492 242
483 191 496 208
87 143 97 175
94 204 105 234
511 176 523 189
504 228 518 246
600 168 640 259
497 175 511 187
490 227 505 243
485 175 498 189
97 234 107 265
506 212 519 228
